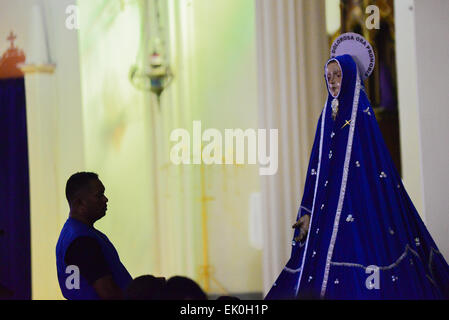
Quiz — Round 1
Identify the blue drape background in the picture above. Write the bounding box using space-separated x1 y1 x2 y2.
0 78 31 300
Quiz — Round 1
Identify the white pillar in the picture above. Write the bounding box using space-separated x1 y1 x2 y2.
255 0 328 295
395 0 449 260
395 0 425 219
24 71 62 300
413 0 449 260
22 0 85 299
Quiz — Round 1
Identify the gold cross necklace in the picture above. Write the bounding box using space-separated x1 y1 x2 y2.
341 120 351 129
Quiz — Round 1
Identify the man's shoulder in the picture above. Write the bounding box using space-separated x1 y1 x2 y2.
57 219 100 251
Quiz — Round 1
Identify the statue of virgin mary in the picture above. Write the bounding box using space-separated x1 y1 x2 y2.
265 33 449 300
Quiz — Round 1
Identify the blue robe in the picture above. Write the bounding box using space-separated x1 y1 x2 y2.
265 54 449 300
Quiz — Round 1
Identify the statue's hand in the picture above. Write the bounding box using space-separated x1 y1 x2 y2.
292 214 311 242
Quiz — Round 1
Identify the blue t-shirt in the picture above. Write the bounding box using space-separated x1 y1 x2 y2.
56 217 132 300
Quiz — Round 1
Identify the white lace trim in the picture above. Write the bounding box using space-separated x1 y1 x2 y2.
329 244 442 288
300 206 312 214
330 244 419 270
295 98 328 296
320 72 361 298
284 266 302 274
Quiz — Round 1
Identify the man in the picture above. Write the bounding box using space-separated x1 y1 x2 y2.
56 172 132 300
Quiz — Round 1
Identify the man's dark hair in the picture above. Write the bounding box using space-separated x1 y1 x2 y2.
65 172 99 205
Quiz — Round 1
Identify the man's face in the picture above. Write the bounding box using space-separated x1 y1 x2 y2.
81 179 108 222
326 61 342 97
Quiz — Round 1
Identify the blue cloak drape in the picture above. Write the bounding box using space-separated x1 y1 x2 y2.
0 78 31 299
265 55 449 300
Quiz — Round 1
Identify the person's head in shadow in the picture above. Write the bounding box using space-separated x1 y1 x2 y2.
125 275 167 300
216 295 240 300
164 276 208 300
66 172 108 227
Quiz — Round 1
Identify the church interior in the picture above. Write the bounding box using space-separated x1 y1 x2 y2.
0 0 448 300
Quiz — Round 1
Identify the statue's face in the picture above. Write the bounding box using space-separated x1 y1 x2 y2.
326 61 342 97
